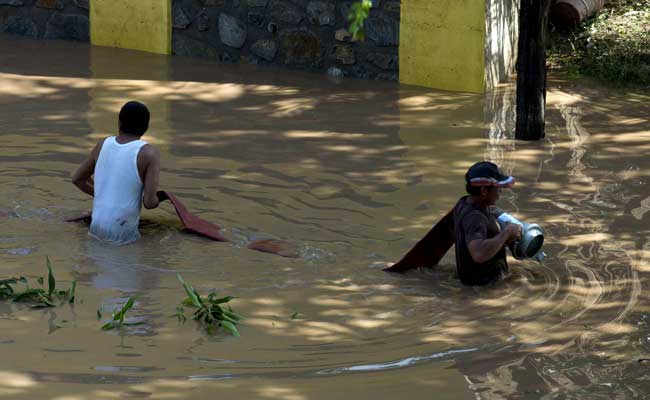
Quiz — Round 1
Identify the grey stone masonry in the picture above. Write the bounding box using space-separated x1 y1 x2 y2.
0 0 88 41
172 0 399 81
1 0 400 81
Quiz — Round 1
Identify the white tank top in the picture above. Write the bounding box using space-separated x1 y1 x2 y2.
90 136 148 245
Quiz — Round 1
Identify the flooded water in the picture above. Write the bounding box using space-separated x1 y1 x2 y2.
1 34 649 399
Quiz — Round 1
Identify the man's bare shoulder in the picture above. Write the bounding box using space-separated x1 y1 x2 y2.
138 144 160 160
137 144 160 171
90 137 109 161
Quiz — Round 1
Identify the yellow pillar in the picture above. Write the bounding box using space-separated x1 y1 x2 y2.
400 0 487 93
90 0 172 55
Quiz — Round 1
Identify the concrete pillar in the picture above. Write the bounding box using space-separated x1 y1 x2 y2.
400 0 519 93
90 0 172 55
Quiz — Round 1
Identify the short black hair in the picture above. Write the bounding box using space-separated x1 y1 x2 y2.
119 101 150 135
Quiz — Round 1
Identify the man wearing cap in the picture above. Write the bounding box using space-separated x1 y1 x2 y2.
454 161 522 285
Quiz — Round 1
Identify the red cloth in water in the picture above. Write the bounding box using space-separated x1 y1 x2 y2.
384 209 455 272
65 190 296 257
156 191 227 242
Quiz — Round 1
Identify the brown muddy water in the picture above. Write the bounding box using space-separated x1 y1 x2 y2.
1 34 649 399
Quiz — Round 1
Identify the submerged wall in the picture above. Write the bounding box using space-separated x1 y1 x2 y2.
171 0 400 81
1 0 517 91
0 0 88 41
91 0 171 55
400 0 518 93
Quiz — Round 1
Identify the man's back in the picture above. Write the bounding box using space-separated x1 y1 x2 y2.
72 101 160 245
90 136 148 245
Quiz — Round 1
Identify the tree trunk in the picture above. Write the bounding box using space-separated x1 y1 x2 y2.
515 0 553 141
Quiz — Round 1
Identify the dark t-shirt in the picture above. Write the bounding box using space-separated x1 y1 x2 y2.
453 196 508 286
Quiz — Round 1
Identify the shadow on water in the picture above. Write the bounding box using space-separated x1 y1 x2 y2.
0 34 650 399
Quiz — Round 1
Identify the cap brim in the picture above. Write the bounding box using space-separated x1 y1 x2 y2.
469 176 515 188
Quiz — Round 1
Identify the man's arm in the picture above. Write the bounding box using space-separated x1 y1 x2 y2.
140 145 161 209
71 140 103 197
467 224 521 264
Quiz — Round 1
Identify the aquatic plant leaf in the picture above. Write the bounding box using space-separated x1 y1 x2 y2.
177 274 201 308
100 297 137 330
210 296 237 305
31 301 55 309
37 277 44 285
290 312 300 319
46 256 55 297
221 310 241 323
116 297 136 324
175 306 187 323
97 306 103 319
176 276 241 336
101 322 116 330
181 297 194 307
12 288 47 302
68 280 76 304
221 320 240 337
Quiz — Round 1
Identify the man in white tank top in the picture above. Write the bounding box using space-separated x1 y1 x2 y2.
72 101 161 245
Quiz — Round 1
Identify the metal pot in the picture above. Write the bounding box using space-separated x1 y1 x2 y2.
496 212 546 262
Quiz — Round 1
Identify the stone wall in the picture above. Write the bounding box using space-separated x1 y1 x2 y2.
0 0 89 41
172 0 400 80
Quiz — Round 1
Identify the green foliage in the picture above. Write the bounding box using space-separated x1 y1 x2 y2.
550 0 650 86
0 277 27 299
101 297 142 330
177 274 242 336
290 311 303 320
0 257 76 308
348 0 373 41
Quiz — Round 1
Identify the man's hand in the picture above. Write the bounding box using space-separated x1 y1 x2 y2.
72 139 102 197
468 223 522 264
503 223 523 243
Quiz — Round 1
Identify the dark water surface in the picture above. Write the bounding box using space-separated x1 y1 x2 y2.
1 34 650 399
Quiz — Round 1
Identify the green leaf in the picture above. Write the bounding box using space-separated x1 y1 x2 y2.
68 280 76 304
181 298 195 307
12 288 47 302
37 277 44 286
31 301 55 309
290 312 300 319
115 297 136 324
100 297 137 330
177 274 201 308
210 296 236 305
222 310 242 322
46 256 56 297
175 306 187 323
97 307 103 319
347 0 373 41
101 322 115 330
221 320 240 337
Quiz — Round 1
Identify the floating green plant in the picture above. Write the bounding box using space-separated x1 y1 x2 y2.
0 257 76 307
290 311 301 320
173 306 187 323
100 297 142 330
177 274 242 336
0 277 26 299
